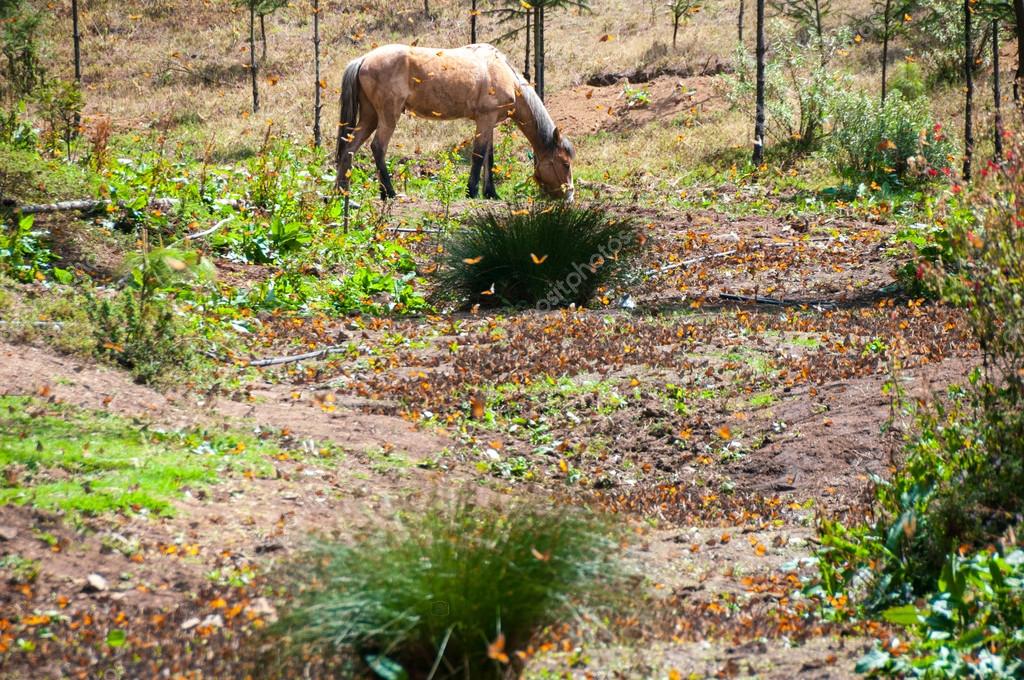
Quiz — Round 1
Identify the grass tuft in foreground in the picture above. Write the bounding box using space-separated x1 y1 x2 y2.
435 203 640 308
274 496 627 679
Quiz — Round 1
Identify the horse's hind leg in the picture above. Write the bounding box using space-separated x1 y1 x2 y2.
337 102 378 192
370 115 399 200
469 120 497 199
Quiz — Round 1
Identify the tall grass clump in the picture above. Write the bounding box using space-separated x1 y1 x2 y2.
435 203 641 308
274 497 627 679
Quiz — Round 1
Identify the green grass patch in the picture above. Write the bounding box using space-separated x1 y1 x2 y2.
275 496 627 679
0 396 275 516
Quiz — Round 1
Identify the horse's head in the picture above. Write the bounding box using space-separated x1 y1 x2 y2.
534 129 575 201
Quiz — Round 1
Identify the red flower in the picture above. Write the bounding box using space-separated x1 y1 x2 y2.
951 184 962 194
927 168 938 177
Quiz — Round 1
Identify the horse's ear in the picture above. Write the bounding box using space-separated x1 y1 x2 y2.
552 128 562 145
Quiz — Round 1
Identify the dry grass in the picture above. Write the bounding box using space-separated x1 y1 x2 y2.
36 0 1005 176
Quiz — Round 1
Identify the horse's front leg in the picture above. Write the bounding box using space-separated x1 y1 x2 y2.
467 135 487 199
483 143 499 200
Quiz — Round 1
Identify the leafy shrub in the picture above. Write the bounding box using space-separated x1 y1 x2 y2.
725 20 849 151
857 549 1024 678
825 90 956 184
814 132 1024 677
435 203 640 309
888 61 926 102
90 245 213 384
275 497 626 679
0 213 64 283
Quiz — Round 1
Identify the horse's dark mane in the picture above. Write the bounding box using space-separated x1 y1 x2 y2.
517 83 558 151
491 46 567 154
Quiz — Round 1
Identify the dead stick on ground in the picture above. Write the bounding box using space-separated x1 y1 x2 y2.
184 216 235 241
246 345 348 368
645 249 736 276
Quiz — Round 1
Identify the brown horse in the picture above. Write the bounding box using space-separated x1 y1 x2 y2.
335 43 575 201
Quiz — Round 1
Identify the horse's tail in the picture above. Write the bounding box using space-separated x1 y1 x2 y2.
336 57 364 182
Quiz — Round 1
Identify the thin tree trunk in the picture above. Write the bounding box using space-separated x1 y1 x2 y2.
993 19 1002 159
312 0 322 148
738 0 745 43
673 15 680 49
250 6 260 113
71 0 82 130
1014 0 1024 102
753 0 766 164
881 0 892 103
536 4 545 100
260 13 267 62
471 0 478 43
424 0 430 18
963 0 973 180
524 9 531 82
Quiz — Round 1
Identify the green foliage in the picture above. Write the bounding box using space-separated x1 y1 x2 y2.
859 550 1024 678
814 133 1024 677
275 496 625 679
725 21 849 151
0 396 274 516
435 203 640 308
889 61 926 101
0 213 64 283
89 244 213 384
0 0 43 100
37 80 83 162
826 90 956 184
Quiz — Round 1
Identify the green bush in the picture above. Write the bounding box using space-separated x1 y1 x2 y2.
889 61 926 102
825 90 956 184
90 245 213 384
435 203 640 309
725 20 849 151
275 497 626 679
814 132 1024 677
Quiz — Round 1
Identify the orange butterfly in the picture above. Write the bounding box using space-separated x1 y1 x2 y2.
487 633 510 664
530 253 548 264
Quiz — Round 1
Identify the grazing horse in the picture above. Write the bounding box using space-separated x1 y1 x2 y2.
335 43 575 201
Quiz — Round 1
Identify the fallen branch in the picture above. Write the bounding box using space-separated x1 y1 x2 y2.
645 249 736 276
184 216 235 241
12 197 180 215
245 345 348 368
718 292 837 309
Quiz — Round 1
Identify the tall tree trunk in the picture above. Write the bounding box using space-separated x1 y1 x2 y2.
673 15 680 49
993 19 1002 159
1014 0 1024 102
312 0 322 148
881 0 892 103
738 0 745 43
963 0 973 179
534 4 545 100
524 9 531 82
424 0 430 18
260 13 267 62
471 0 478 43
250 5 260 113
753 0 766 164
71 0 82 130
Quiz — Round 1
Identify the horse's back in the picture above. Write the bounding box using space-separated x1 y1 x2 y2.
359 43 518 121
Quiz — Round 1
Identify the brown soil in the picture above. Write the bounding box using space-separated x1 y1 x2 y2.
547 74 729 138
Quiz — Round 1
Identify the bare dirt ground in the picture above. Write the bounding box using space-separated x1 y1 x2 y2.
1 195 977 678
